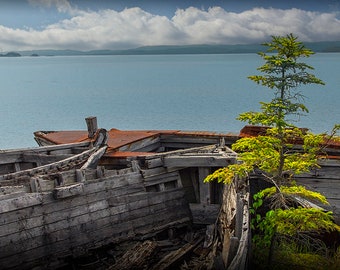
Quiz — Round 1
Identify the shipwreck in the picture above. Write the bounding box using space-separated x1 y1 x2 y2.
0 117 250 269
1 117 339 269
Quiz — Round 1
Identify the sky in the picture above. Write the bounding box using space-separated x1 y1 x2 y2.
0 0 340 52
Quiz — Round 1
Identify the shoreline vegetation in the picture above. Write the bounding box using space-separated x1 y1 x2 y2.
1 41 340 57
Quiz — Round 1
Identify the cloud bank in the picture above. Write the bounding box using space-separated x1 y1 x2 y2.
1 3 340 51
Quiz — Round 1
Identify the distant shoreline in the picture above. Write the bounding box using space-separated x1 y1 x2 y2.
3 41 340 57
0 52 21 57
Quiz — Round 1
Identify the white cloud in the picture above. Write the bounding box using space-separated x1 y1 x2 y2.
0 6 340 51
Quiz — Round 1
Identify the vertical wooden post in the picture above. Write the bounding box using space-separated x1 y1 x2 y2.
198 167 211 205
85 116 98 138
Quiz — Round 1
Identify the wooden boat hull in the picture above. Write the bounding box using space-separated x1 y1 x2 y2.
1 133 243 269
0 166 192 269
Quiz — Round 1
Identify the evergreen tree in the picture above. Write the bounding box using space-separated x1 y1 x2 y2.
205 34 340 269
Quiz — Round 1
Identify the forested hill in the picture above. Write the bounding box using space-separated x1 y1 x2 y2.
17 41 340 56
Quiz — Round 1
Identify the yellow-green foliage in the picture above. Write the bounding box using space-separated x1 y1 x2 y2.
259 185 329 205
252 186 336 247
271 208 340 235
203 163 251 184
253 207 340 252
232 130 321 177
232 136 281 175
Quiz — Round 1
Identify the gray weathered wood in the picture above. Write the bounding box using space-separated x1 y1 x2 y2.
117 136 161 152
150 236 204 270
85 116 98 138
0 147 97 180
199 167 211 205
53 183 84 199
80 146 107 169
108 240 159 270
0 193 43 213
164 155 233 167
189 203 220 224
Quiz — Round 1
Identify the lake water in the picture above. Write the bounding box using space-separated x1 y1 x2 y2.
0 53 339 149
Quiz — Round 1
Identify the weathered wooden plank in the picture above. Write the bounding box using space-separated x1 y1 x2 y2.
109 189 186 208
164 156 233 167
199 168 211 205
0 213 191 270
0 186 184 241
226 192 250 270
21 153 72 164
0 193 43 214
296 167 340 179
143 174 181 190
0 184 143 230
53 183 84 199
1 198 190 264
0 147 97 181
189 203 220 224
0 184 141 238
80 146 107 169
295 178 340 201
318 159 340 167
85 116 98 138
145 157 163 168
117 136 161 152
0 142 90 163
0 202 185 255
0 191 190 259
142 171 179 182
0 181 143 227
160 134 221 144
144 144 217 159
0 185 27 195
0 198 110 239
141 167 168 178
136 141 162 152
0 175 144 226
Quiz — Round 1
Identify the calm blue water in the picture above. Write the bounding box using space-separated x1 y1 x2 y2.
0 53 339 149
